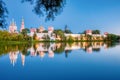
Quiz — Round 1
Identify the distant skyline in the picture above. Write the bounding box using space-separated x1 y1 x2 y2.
4 0 120 34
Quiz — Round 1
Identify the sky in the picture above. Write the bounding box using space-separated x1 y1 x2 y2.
4 0 120 34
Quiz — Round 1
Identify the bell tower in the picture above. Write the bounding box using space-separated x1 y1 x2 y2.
20 17 25 32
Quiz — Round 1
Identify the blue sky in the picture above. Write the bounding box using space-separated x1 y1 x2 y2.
4 0 120 34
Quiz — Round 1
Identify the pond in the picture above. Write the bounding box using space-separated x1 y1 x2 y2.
0 42 120 80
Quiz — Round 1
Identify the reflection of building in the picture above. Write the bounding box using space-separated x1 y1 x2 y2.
48 43 55 58
65 43 81 50
36 43 46 58
9 51 26 66
39 51 45 58
7 42 113 66
92 42 103 49
21 54 25 66
9 51 19 66
48 51 54 58
86 47 92 53
103 44 108 49
30 47 37 56
9 19 17 33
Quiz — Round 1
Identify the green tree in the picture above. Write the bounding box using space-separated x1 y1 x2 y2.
86 34 92 41
64 25 72 33
106 34 119 41
67 36 74 42
0 0 8 29
43 30 48 33
21 28 30 36
54 29 65 40
82 30 86 34
33 33 37 40
21 0 66 21
0 30 32 41
92 30 100 34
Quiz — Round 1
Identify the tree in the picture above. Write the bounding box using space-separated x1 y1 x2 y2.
43 30 48 33
21 0 66 21
54 29 65 40
86 34 92 41
0 0 8 29
106 34 119 41
81 30 86 34
21 28 30 36
67 36 74 42
33 33 37 40
92 30 100 34
64 25 72 33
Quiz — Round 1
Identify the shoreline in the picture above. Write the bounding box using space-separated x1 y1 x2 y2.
0 40 114 44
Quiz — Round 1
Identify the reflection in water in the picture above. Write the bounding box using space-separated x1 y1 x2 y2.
0 42 119 66
9 51 19 66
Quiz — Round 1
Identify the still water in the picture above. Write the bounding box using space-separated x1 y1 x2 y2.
0 42 120 80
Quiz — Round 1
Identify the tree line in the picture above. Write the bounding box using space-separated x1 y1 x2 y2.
0 30 31 41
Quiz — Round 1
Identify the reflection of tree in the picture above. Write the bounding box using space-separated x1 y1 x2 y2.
54 43 65 54
105 42 117 48
0 43 31 56
21 48 28 55
65 50 72 58
0 42 120 58
92 48 100 52
33 43 37 52
67 42 73 47
19 44 32 55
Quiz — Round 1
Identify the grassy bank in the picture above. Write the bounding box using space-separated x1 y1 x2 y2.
0 41 31 45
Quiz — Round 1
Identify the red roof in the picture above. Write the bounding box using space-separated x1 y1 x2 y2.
86 30 92 33
48 27 54 31
30 28 36 32
104 32 108 35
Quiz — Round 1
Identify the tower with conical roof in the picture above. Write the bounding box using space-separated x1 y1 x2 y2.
9 19 17 33
20 17 25 32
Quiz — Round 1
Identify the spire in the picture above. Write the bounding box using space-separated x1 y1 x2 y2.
14 21 16 26
20 17 25 32
10 21 12 26
12 18 14 23
12 18 15 26
22 16 24 22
